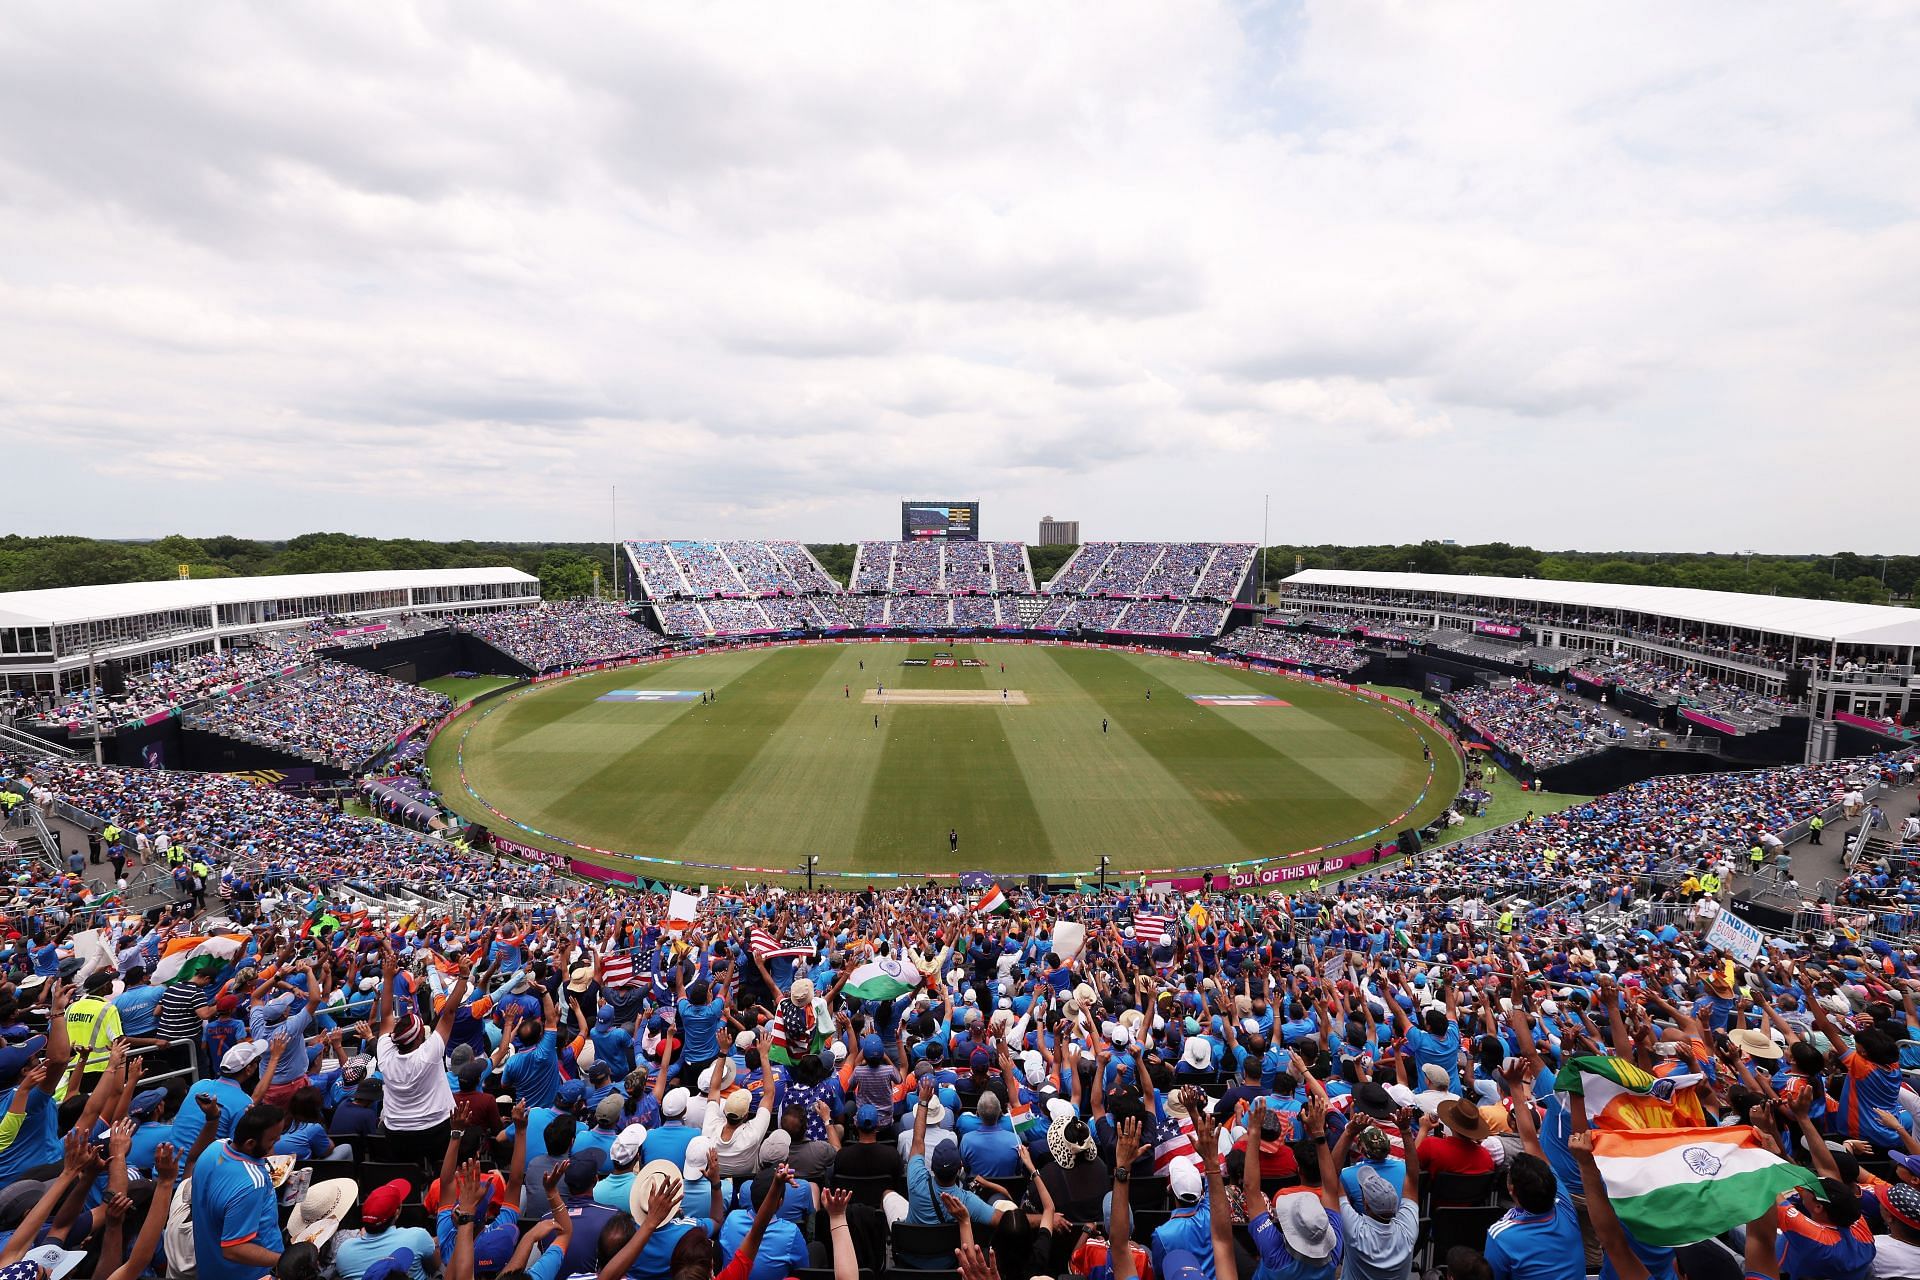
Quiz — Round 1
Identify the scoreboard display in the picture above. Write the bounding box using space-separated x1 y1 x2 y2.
902 501 980 542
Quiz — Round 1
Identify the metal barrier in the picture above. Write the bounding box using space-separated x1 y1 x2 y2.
123 1037 202 1092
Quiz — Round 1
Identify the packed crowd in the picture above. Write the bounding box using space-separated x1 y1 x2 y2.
848 544 1035 597
951 598 1006 629
1441 681 1627 771
887 598 953 629
184 663 451 772
462 604 667 675
701 603 777 636
1573 657 1801 725
1 740 1918 1280
1212 627 1365 675
624 542 836 600
30 632 317 730
1051 545 1255 601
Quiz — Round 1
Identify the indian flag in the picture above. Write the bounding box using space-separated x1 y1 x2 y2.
844 957 921 1003
1588 1126 1818 1246
667 890 701 932
975 886 1010 916
153 934 247 985
1010 1097 1039 1136
1554 1055 1705 1130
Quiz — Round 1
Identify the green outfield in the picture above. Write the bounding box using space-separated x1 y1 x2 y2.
426 643 1462 879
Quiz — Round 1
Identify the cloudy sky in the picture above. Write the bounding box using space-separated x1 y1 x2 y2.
1 2 1915 551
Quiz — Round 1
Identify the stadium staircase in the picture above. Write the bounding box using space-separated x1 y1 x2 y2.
0 719 80 760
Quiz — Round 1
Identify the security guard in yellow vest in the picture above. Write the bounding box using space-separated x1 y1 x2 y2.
1700 870 1722 896
1809 815 1825 845
65 970 124 1080
1748 844 1765 872
1498 907 1515 935
1307 876 1322 894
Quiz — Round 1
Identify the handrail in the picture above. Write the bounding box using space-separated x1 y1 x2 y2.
0 720 78 759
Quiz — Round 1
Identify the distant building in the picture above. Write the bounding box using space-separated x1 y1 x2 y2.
1038 516 1079 546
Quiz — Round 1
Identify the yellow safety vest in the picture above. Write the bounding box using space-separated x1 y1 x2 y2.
65 998 123 1073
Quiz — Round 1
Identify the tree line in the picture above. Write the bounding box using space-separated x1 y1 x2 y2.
0 533 1910 607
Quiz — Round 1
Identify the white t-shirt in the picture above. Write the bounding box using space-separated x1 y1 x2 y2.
1871 1233 1920 1279
376 1030 454 1131
702 1101 773 1178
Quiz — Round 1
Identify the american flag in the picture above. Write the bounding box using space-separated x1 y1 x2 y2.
1135 914 1175 946
600 954 636 989
750 928 813 962
1152 1114 1197 1174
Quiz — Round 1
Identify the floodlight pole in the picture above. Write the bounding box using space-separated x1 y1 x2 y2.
87 648 103 766
1098 853 1110 894
805 854 818 892
1261 495 1270 607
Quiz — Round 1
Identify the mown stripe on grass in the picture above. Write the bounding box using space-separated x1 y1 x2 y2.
994 649 1245 865
1052 647 1383 855
547 645 844 853
1121 655 1425 819
850 643 1054 871
677 643 893 863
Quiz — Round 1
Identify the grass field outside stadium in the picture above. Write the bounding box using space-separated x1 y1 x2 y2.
425 641 1464 883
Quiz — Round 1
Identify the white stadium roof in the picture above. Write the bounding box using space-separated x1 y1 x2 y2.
1285 569 1920 648
0 567 538 629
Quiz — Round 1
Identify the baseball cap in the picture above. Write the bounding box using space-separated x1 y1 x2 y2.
611 1124 648 1166
127 1087 168 1119
1159 1250 1209 1280
661 1086 690 1118
556 1079 588 1109
1274 1193 1334 1260
20 1245 87 1280
0 1037 47 1088
855 1102 880 1131
362 1247 417 1280
930 1144 963 1181
360 1178 412 1228
595 1095 626 1127
723 1089 752 1121
682 1136 712 1182
1357 1167 1399 1219
220 1040 270 1076
565 1150 604 1194
1168 1159 1202 1203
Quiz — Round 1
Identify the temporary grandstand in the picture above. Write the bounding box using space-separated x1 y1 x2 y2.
624 538 1251 640
1283 568 1920 724
0 568 538 698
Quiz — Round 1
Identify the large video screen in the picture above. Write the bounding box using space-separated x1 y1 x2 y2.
901 501 980 541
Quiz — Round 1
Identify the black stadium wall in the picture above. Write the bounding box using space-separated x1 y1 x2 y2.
320 631 534 681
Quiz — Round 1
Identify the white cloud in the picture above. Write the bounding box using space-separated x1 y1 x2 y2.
0 0 1916 550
